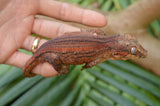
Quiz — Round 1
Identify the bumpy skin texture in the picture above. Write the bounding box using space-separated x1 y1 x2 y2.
23 30 147 77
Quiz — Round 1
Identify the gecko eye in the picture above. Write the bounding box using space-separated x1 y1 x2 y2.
130 46 137 54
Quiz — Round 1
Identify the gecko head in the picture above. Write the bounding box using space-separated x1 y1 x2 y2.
112 34 147 60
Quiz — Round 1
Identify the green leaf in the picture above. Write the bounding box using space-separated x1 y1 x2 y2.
98 62 160 98
59 73 83 106
118 0 130 9
107 60 160 86
0 76 43 106
88 80 136 106
0 67 22 87
32 66 80 105
0 65 13 78
88 68 160 106
101 0 113 11
12 77 58 106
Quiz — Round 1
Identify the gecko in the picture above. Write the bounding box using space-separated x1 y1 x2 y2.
23 29 147 77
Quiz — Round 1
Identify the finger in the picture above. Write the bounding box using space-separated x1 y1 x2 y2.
5 51 58 77
38 0 107 27
21 35 47 51
32 62 58 77
32 18 80 38
5 51 30 68
23 18 81 51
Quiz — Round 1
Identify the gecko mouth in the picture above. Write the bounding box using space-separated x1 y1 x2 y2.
140 54 147 58
139 51 147 58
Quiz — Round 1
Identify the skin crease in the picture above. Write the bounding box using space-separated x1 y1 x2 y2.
0 0 107 77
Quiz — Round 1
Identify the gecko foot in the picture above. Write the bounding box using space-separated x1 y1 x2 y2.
57 70 69 76
81 29 106 36
57 65 69 76
81 64 90 71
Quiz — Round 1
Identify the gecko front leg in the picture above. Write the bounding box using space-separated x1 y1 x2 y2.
43 53 69 76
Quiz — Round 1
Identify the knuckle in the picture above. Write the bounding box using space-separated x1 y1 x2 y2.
56 23 65 36
80 9 85 24
35 19 44 33
59 3 71 20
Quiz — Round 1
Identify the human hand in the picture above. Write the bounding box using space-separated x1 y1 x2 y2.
0 0 107 77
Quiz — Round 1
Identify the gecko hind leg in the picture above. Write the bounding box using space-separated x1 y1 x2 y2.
43 53 64 76
43 53 70 76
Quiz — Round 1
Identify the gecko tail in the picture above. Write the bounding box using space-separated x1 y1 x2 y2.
22 57 39 77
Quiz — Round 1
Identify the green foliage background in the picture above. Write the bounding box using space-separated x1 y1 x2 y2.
0 0 160 106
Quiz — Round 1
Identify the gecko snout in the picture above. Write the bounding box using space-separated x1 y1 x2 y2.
139 50 147 58
140 55 146 58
